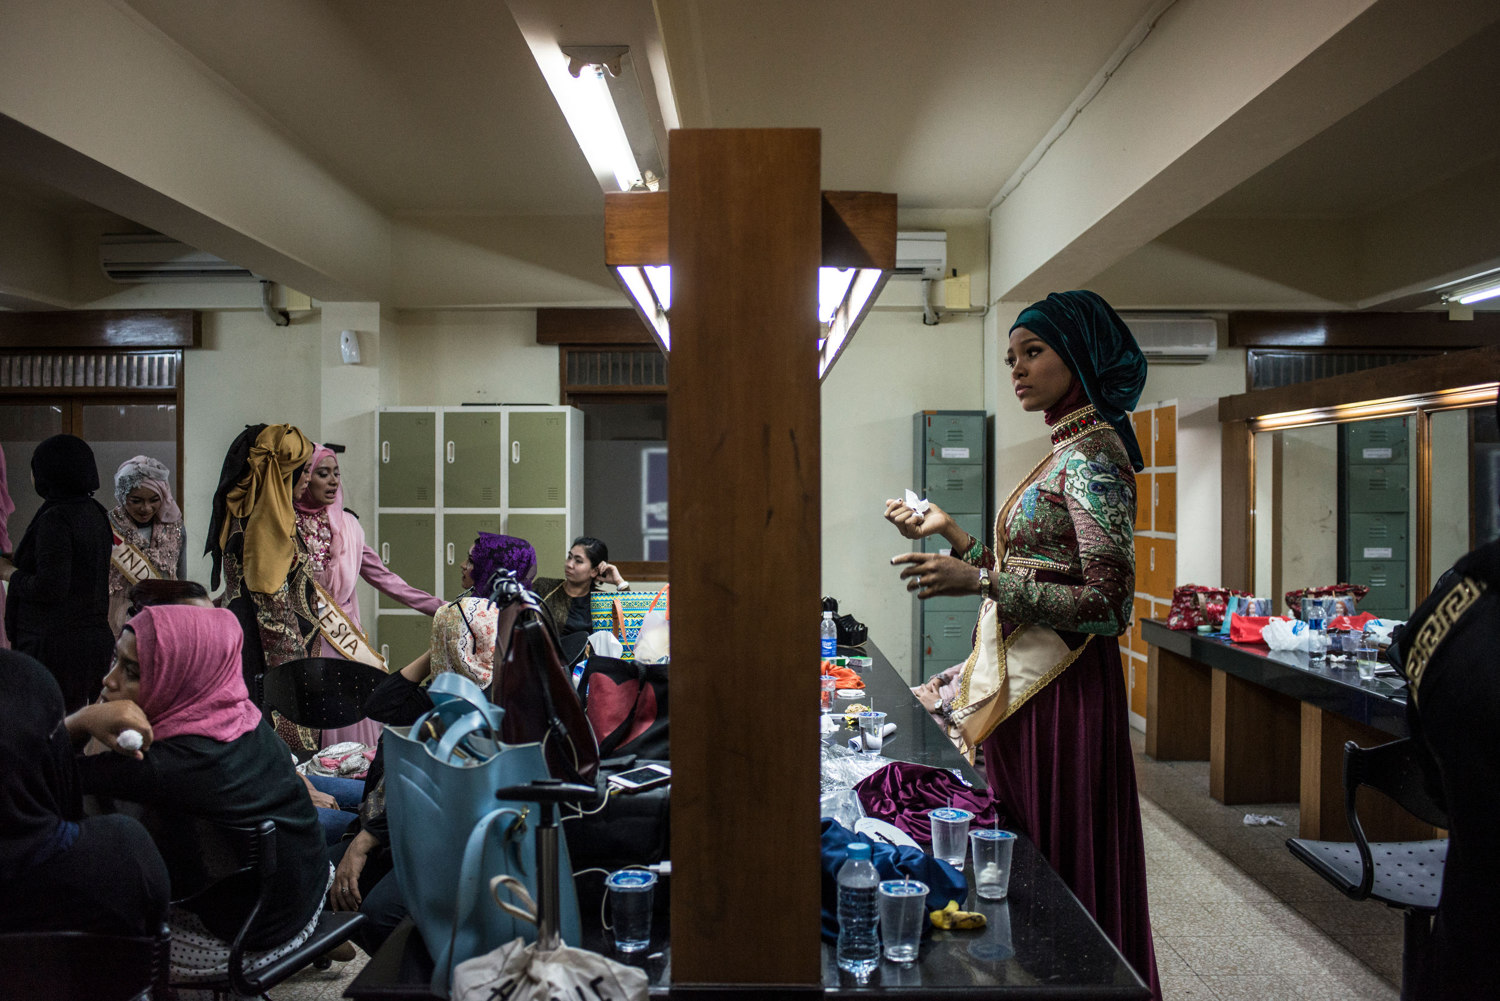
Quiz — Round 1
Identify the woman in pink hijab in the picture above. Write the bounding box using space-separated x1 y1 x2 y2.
295 445 441 747
106 455 186 635
69 604 330 982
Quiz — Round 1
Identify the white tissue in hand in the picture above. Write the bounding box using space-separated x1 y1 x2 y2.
116 729 143 752
903 489 930 515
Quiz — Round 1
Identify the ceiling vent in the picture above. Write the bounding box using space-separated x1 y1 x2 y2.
1122 314 1218 364
99 234 256 282
892 231 946 279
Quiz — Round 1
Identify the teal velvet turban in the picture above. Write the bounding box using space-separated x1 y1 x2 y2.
1009 290 1148 471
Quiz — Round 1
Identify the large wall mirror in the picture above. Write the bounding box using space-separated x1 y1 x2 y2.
1247 396 1498 618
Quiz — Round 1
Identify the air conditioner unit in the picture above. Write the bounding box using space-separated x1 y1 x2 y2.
1122 314 1218 364
892 231 946 279
99 234 257 282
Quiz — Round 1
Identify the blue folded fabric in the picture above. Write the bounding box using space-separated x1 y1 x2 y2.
819 818 967 942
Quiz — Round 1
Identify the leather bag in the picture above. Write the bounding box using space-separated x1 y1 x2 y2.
383 673 583 994
578 655 669 761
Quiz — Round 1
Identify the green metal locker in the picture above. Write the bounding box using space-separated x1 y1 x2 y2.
506 512 569 580
1345 512 1408 565
378 411 436 508
922 464 986 514
920 609 976 664
507 411 569 509
920 414 985 465
375 513 438 609
443 512 504 597
444 411 503 509
1345 419 1410 465
1348 558 1409 614
375 613 433 675
1346 464 1410 513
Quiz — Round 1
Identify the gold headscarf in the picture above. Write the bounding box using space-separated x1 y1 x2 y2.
219 424 313 593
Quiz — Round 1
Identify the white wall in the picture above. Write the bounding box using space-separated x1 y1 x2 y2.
393 310 558 407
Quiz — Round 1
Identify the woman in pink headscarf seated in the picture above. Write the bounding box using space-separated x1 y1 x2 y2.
294 445 441 748
66 604 331 984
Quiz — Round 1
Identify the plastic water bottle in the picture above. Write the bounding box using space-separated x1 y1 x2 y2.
836 842 880 977
821 610 838 659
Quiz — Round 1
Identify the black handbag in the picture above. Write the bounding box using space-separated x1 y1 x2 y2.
577 655 669 761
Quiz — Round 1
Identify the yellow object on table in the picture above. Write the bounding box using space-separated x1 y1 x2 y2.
929 899 986 931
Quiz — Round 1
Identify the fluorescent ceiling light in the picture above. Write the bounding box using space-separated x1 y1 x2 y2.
1457 282 1500 305
818 268 855 324
564 64 644 192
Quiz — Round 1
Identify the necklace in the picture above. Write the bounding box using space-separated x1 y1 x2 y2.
1050 404 1105 451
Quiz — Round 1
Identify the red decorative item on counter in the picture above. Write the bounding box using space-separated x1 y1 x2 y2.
1284 584 1370 618
1229 615 1277 644
1166 584 1244 630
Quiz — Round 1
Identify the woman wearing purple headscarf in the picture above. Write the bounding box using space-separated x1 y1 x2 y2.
886 291 1159 999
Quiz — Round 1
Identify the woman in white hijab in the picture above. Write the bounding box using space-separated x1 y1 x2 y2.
107 455 186 635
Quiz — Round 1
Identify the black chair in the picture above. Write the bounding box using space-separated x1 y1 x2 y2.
1286 738 1448 995
0 923 171 1000
173 818 365 998
260 656 389 729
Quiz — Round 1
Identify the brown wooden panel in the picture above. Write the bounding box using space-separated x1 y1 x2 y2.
536 308 653 345
0 310 199 348
604 191 669 266
1145 644 1211 761
667 129 822 987
1153 405 1177 466
821 191 897 269
1133 472 1152 532
1221 421 1252 592
1228 310 1500 349
1299 704 1444 842
1131 410 1153 467
1131 597 1152 658
1145 537 1176 598
1218 345 1500 423
1210 669 1300 804
1155 471 1177 535
613 560 667 582
1133 536 1150 599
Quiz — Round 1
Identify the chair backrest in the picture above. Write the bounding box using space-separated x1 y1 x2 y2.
170 817 279 998
261 656 390 728
0 924 171 1001
1342 738 1450 897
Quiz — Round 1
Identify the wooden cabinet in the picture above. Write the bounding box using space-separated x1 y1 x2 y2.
1122 398 1220 731
374 405 584 670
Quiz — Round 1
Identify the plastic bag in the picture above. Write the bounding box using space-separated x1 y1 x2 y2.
586 629 624 659
1260 617 1304 651
634 608 669 664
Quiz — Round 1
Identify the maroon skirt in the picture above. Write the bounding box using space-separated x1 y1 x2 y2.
982 632 1161 1000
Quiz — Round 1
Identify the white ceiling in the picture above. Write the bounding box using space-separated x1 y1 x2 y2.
2 0 1499 313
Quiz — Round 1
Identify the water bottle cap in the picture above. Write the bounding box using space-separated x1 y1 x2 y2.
824 610 834 618
846 842 872 861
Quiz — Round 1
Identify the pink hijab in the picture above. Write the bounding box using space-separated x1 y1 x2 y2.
129 605 261 742
0 442 15 554
294 444 359 604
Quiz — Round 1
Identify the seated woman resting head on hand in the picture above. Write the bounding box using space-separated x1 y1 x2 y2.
531 536 628 663
69 604 330 983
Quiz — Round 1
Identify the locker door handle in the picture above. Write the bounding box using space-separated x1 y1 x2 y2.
512 441 521 464
381 441 390 463
446 441 455 463
1149 547 1156 572
381 543 390 564
446 543 455 564
1152 479 1158 512
380 644 389 662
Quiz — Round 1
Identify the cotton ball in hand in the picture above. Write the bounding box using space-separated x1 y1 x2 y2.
116 729 143 752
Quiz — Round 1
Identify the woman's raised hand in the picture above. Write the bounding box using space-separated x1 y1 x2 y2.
66 701 154 759
596 560 628 588
883 498 955 541
891 552 981 600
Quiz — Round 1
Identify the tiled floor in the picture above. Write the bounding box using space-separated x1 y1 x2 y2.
269 734 1408 1000
1133 729 1404 999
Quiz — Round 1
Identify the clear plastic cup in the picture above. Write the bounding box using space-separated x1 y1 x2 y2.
877 879 928 963
821 674 837 712
928 807 973 867
605 869 657 953
1355 643 1380 681
969 829 1017 900
857 710 888 753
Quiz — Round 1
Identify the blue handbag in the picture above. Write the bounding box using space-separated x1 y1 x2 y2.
384 673 583 993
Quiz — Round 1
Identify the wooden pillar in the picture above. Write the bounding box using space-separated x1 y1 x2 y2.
1209 668 1300 804
1145 645 1212 761
1220 419 1252 592
668 129 823 988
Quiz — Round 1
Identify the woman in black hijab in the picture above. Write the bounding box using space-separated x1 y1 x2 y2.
0 648 169 937
0 434 115 711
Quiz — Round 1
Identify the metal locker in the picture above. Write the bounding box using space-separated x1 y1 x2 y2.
921 414 984 465
1345 419 1410 465
1346 464 1410 513
1348 559 1409 611
922 464 985 514
1346 512 1409 564
921 608 976 664
375 513 438 609
507 411 568 510
443 411 503 509
442 512 505 597
376 613 435 675
506 512 570 580
377 411 436 508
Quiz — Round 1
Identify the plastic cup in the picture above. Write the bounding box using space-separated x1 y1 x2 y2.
877 880 928 963
928 807 973 867
821 674 837 712
969 829 1017 900
857 711 888 753
1355 643 1380 682
605 869 657 953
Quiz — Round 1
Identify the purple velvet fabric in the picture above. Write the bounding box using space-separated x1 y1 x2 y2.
983 633 1160 1001
854 762 998 844
470 532 536 591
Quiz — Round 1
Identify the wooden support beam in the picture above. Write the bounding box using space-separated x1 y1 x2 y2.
1228 311 1500 349
535 308 652 345
668 129 823 988
0 309 200 348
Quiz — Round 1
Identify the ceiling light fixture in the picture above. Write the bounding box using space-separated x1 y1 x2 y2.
536 44 664 193
1456 281 1500 305
1437 270 1500 307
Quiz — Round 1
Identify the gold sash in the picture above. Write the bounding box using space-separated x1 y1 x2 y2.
311 579 387 670
110 533 163 587
943 451 1092 763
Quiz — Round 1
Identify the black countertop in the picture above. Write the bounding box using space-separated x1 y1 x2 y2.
1140 618 1409 736
348 643 1149 999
